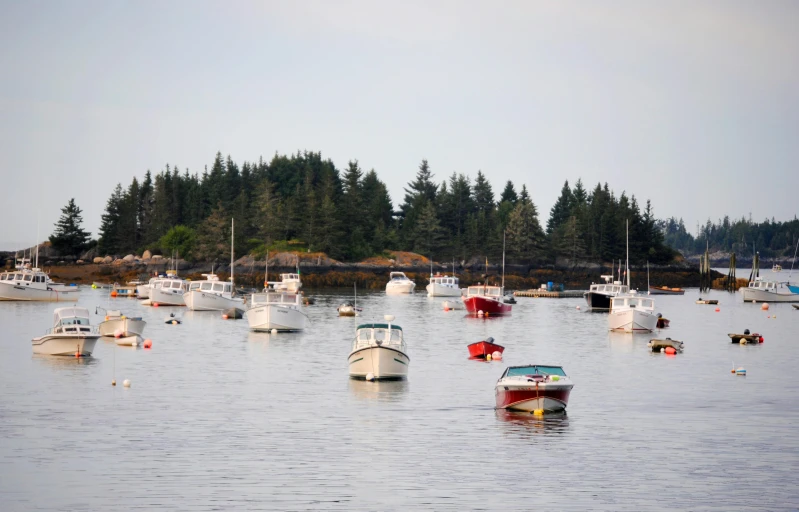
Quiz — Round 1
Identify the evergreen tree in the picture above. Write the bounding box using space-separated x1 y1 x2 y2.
547 180 573 234
399 160 437 245
506 197 546 261
49 198 91 257
194 204 231 262
412 202 444 257
499 180 518 204
98 184 125 255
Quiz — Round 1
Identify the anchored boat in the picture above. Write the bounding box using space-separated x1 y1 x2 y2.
348 315 409 380
495 365 573 413
245 291 307 331
467 337 504 359
96 307 146 337
31 307 100 356
0 259 79 302
385 272 416 294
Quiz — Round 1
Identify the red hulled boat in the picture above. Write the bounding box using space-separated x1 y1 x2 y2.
463 284 512 316
495 365 573 413
467 337 505 359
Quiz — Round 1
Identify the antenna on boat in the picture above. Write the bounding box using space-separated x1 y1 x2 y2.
265 249 269 290
789 237 799 279
230 218 235 287
502 229 506 291
647 260 650 294
626 220 630 289
35 215 40 269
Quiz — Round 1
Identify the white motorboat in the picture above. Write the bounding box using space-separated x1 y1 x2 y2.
495 365 574 413
740 278 799 303
185 275 245 311
608 293 658 333
96 307 146 337
0 258 79 302
275 273 302 293
136 278 155 299
245 291 307 331
385 272 415 294
348 315 409 380
31 307 100 356
338 283 362 316
426 274 462 297
146 272 189 306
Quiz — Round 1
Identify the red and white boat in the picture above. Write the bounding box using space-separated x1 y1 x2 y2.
467 337 505 359
463 284 512 315
495 365 573 413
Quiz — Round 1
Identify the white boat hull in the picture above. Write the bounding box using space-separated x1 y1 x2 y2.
386 282 415 294
245 304 307 331
184 290 245 311
276 282 302 293
136 284 150 299
99 318 146 337
426 283 461 297
0 282 79 302
31 334 100 356
348 346 409 380
338 305 357 316
149 287 186 306
608 309 658 333
114 335 141 346
442 300 465 310
741 288 799 303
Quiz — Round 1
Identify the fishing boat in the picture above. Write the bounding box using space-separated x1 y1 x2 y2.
608 221 658 333
96 307 146 337
31 307 100 356
463 284 512 315
740 278 799 303
348 315 409 380
584 273 629 310
467 337 504 359
647 338 684 353
426 274 461 297
0 257 79 302
245 290 307 331
648 285 685 295
185 220 245 311
146 272 190 306
385 272 416 294
495 364 574 413
275 272 302 293
338 284 362 317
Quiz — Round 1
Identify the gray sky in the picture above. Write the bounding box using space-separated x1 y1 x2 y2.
2 0 798 251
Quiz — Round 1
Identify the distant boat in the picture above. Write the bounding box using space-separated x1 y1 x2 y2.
495 364 574 413
695 298 718 305
31 307 100 356
648 285 685 295
275 272 302 293
185 220 245 311
385 272 415 294
426 274 461 297
584 274 629 310
740 279 799 303
245 290 307 332
348 315 409 380
467 337 504 359
773 264 782 272
111 282 137 298
0 258 79 302
97 308 146 338
338 284 362 317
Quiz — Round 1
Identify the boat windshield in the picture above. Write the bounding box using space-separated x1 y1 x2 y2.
281 274 300 281
353 326 404 350
251 292 299 305
467 285 502 297
506 365 566 377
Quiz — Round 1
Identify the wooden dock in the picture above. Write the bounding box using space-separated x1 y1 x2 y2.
514 290 586 298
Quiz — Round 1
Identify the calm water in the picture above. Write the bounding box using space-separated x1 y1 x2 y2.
1 278 798 511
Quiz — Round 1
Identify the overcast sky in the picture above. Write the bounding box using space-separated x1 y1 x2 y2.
1 0 797 251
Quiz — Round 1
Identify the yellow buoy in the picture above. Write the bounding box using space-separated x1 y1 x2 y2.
486 353 492 361
533 409 544 416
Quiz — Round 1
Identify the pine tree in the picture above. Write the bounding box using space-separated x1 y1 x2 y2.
499 181 518 204
49 198 91 257
547 180 573 234
194 204 231 262
98 184 125 255
255 180 282 246
506 198 546 261
412 202 444 257
399 160 437 246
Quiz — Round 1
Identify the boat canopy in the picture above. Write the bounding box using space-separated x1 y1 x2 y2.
250 292 300 305
466 285 503 297
353 324 405 350
504 365 566 377
389 272 409 280
356 323 403 331
611 296 654 309
53 307 91 325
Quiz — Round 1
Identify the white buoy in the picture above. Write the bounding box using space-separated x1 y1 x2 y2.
576 306 581 310
123 379 131 388
478 310 484 316
271 328 278 334
492 351 502 360
365 372 375 381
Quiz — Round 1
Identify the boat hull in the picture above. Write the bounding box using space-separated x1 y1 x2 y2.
99 318 146 337
184 290 245 311
648 286 685 295
136 284 150 299
31 335 100 356
467 340 505 359
425 283 461 297
608 309 658 333
149 287 186 306
495 384 572 412
386 282 416 294
348 346 409 380
245 304 307 331
583 291 612 310
276 282 302 293
463 296 512 315
0 283 79 302
741 288 799 303
338 305 359 317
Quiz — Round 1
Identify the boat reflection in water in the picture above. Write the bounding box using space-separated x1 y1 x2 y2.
495 409 570 436
31 353 100 370
348 378 409 403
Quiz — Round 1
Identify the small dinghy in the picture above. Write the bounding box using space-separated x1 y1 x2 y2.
337 302 362 317
442 300 464 311
96 307 146 338
222 307 244 319
696 298 719 305
656 313 670 328
647 337 684 353
728 329 763 344
165 313 182 325
468 337 504 359
793 304 799 310
114 335 141 347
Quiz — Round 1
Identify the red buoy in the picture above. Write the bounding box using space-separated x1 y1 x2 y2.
152 303 159 308
759 336 764 343
664 346 676 355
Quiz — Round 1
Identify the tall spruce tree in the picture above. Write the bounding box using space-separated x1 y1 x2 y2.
49 198 91 257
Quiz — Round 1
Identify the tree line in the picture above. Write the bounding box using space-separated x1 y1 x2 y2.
661 215 799 259
53 151 676 265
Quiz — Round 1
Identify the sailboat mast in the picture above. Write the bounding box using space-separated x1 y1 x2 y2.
789 237 799 279
230 218 234 286
265 249 269 288
35 217 40 269
354 282 357 308
502 230 506 290
626 220 630 289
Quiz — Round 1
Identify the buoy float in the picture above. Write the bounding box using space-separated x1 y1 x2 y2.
715 307 720 312
664 346 676 355
761 303 770 310
111 291 118 297
92 284 97 289
222 314 229 320
152 303 159 308
444 307 449 312
533 409 544 416
111 379 116 386
492 351 502 360
271 328 278 334
576 306 581 310
735 368 746 376
143 339 152 349
478 310 484 316
74 351 80 358
486 353 492 361
123 379 131 387
740 338 746 345
759 336 764 343
365 372 375 382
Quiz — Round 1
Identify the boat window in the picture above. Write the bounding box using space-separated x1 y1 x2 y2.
24 275 32 282
642 299 653 308
224 284 231 292
200 282 213 291
212 283 224 292
356 329 371 342
171 281 182 289
506 366 566 377
374 329 387 342
189 282 200 291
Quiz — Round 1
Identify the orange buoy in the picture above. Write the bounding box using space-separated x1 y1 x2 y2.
111 291 118 297
761 303 770 310
222 314 229 320
152 303 159 308
664 346 676 355
143 339 152 349
715 307 720 312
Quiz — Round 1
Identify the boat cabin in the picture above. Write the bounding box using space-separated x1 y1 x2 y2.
51 307 93 334
588 282 629 295
249 292 301 306
389 272 411 281
466 285 503 298
281 273 300 282
500 365 567 379
0 270 49 283
352 323 405 352
429 274 459 286
610 296 654 311
747 280 778 292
